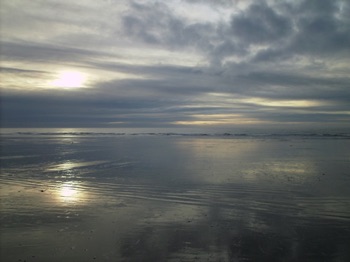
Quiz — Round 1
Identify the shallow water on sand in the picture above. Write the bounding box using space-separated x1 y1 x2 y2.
1 133 350 261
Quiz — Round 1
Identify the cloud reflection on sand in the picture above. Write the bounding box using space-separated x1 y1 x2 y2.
174 137 317 184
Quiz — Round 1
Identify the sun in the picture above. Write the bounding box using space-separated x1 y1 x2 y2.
51 71 87 88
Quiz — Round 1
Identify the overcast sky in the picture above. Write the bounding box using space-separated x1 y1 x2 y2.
1 0 350 130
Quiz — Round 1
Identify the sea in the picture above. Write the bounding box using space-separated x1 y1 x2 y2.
1 128 350 261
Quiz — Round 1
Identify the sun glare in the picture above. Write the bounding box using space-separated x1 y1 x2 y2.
57 182 83 203
51 71 87 88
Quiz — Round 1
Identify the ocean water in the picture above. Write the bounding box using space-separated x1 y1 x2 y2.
1 129 350 261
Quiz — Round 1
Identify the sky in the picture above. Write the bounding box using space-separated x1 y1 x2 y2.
1 0 350 130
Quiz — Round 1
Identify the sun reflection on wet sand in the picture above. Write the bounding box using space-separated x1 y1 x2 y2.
47 160 107 172
57 182 84 203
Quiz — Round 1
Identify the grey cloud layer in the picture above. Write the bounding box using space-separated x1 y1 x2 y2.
122 0 350 63
1 0 350 128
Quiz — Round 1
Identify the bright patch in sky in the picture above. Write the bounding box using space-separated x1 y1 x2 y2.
51 71 87 88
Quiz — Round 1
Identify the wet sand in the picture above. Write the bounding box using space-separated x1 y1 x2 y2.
1 133 350 261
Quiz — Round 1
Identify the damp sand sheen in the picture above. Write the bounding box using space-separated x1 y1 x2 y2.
1 130 350 261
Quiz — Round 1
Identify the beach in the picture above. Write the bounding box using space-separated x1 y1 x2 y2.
1 130 350 261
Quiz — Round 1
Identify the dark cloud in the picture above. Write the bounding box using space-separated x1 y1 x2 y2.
230 3 292 45
0 67 47 74
234 72 350 101
0 88 181 127
0 41 114 64
122 1 217 51
252 0 350 62
121 0 350 65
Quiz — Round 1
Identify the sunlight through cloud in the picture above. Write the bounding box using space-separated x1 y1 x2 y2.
50 71 87 88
